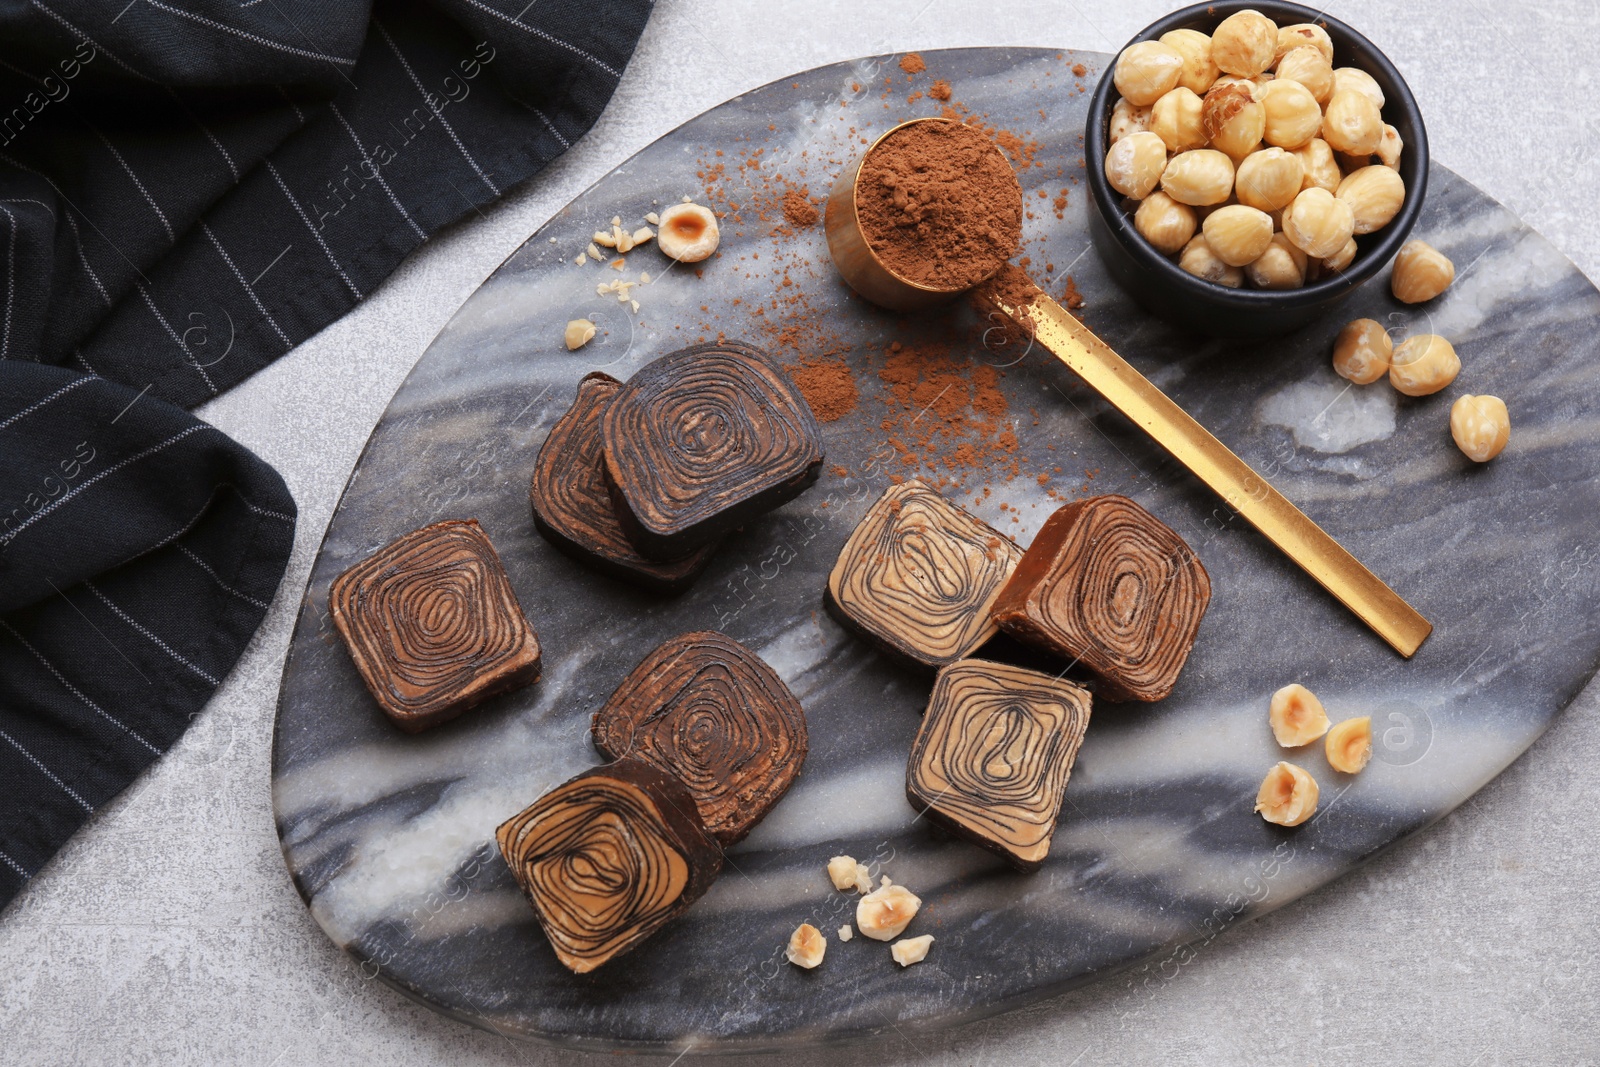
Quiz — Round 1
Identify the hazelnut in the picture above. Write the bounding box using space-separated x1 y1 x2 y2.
1450 394 1510 462
1270 683 1331 746
1389 335 1461 396
563 318 596 351
1331 319 1393 384
1110 97 1153 144
1202 81 1265 159
1161 148 1236 206
786 923 826 969
1115 40 1186 106
1294 138 1343 193
1376 124 1404 170
1235 147 1304 212
1178 235 1245 287
1255 761 1320 826
656 202 719 262
1284 187 1355 259
1211 9 1279 76
1322 88 1384 156
1135 191 1198 254
1151 86 1208 152
1274 46 1333 105
1259 79 1322 149
1318 237 1358 275
1105 131 1169 199
1275 23 1335 65
1390 240 1455 303
1159 28 1221 95
1245 233 1308 289
856 882 922 941
1202 204 1275 267
891 935 935 967
1338 165 1407 235
1332 66 1386 109
1325 717 1374 774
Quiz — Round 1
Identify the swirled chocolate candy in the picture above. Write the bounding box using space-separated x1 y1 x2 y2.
592 630 808 845
530 372 718 594
992 495 1211 703
495 759 722 974
329 519 541 732
601 341 824 559
825 479 1023 669
906 659 1092 871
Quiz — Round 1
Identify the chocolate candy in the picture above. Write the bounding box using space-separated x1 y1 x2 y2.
592 630 808 846
825 479 1022 669
905 659 1092 871
530 372 718 594
992 495 1211 703
601 341 824 559
495 759 722 974
329 519 541 732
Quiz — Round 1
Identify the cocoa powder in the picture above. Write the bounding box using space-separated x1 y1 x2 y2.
855 120 1022 291
781 189 819 228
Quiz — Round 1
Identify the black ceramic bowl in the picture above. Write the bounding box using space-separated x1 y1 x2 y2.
1085 0 1429 338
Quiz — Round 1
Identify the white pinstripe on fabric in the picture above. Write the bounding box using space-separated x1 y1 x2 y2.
0 848 29 880
0 207 14 359
0 621 162 755
449 0 621 77
176 543 271 610
168 89 241 182
88 127 175 243
0 728 92 812
134 281 220 395
200 222 292 348
0 151 150 292
526 105 570 148
83 581 220 685
0 375 90 433
374 21 500 196
0 424 209 545
139 0 359 67
57 210 114 308
240 498 294 523
328 103 426 240
263 159 362 299
274 84 307 125
29 0 153 81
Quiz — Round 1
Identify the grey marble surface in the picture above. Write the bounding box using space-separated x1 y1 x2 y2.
4 2 1600 1065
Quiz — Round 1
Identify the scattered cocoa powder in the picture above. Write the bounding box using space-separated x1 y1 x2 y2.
786 357 859 422
929 79 952 102
899 53 926 75
781 189 819 228
856 120 1022 291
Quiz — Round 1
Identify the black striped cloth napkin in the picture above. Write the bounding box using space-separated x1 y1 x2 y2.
0 0 652 911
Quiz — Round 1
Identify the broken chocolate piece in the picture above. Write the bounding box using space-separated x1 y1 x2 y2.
592 630 808 845
906 659 1092 871
601 340 824 559
825 479 1023 669
496 759 722 974
991 495 1211 702
530 372 718 594
329 519 541 732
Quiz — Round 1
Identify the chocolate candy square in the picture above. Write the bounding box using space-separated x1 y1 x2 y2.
601 340 824 559
825 479 1022 669
905 659 1092 871
496 759 722 974
991 495 1211 702
591 630 808 846
530 372 718 594
329 519 541 732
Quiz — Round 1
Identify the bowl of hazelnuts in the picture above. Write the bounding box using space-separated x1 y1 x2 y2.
1084 0 1428 337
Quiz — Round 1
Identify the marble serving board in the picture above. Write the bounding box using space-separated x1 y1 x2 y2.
272 47 1600 1052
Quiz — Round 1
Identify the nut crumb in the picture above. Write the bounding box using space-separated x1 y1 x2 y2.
574 253 586 266
587 242 603 260
786 923 826 969
609 258 626 270
838 926 853 942
563 318 595 351
644 211 660 225
891 935 934 967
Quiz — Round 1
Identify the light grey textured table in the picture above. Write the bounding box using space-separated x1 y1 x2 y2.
4 2 1597 1064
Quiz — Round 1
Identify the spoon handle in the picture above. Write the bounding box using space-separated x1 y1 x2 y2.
984 284 1432 658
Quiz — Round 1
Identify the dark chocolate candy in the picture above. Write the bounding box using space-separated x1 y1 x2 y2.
329 519 541 732
905 659 1092 871
495 759 722 974
825 479 1023 669
530 371 718 594
600 340 824 559
991 495 1211 703
591 630 808 846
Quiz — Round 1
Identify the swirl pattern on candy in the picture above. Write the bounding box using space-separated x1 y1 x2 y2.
592 631 808 846
906 660 1092 871
329 519 541 732
495 760 722 975
825 479 1023 669
529 371 719 594
600 340 824 559
992 495 1211 702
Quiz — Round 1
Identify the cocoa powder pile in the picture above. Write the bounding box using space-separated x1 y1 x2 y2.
856 120 1022 291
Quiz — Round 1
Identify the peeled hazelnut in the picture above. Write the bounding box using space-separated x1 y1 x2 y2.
1259 79 1322 149
1161 148 1236 206
1255 761 1320 826
1270 683 1331 746
1319 238 1358 275
1203 204 1275 267
1235 147 1304 212
1450 394 1511 462
1151 87 1208 152
1135 191 1198 254
1294 138 1342 193
1211 9 1279 77
1245 233 1307 289
1376 125 1404 170
1275 23 1334 65
1284 187 1354 259
1105 131 1169 199
1110 97 1153 143
656 202 719 262
1274 46 1333 105
1179 234 1245 287
1389 335 1460 396
1159 28 1220 95
891 935 935 967
827 855 859 891
1325 717 1374 774
1202 81 1265 159
856 882 921 941
1332 319 1393 384
1323 88 1384 157
1115 40 1186 106
1333 66 1386 109
786 923 826 969
1390 240 1455 303
563 318 596 351
1338 165 1407 235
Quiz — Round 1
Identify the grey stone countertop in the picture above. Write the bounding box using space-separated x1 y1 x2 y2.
4 1 1597 1064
